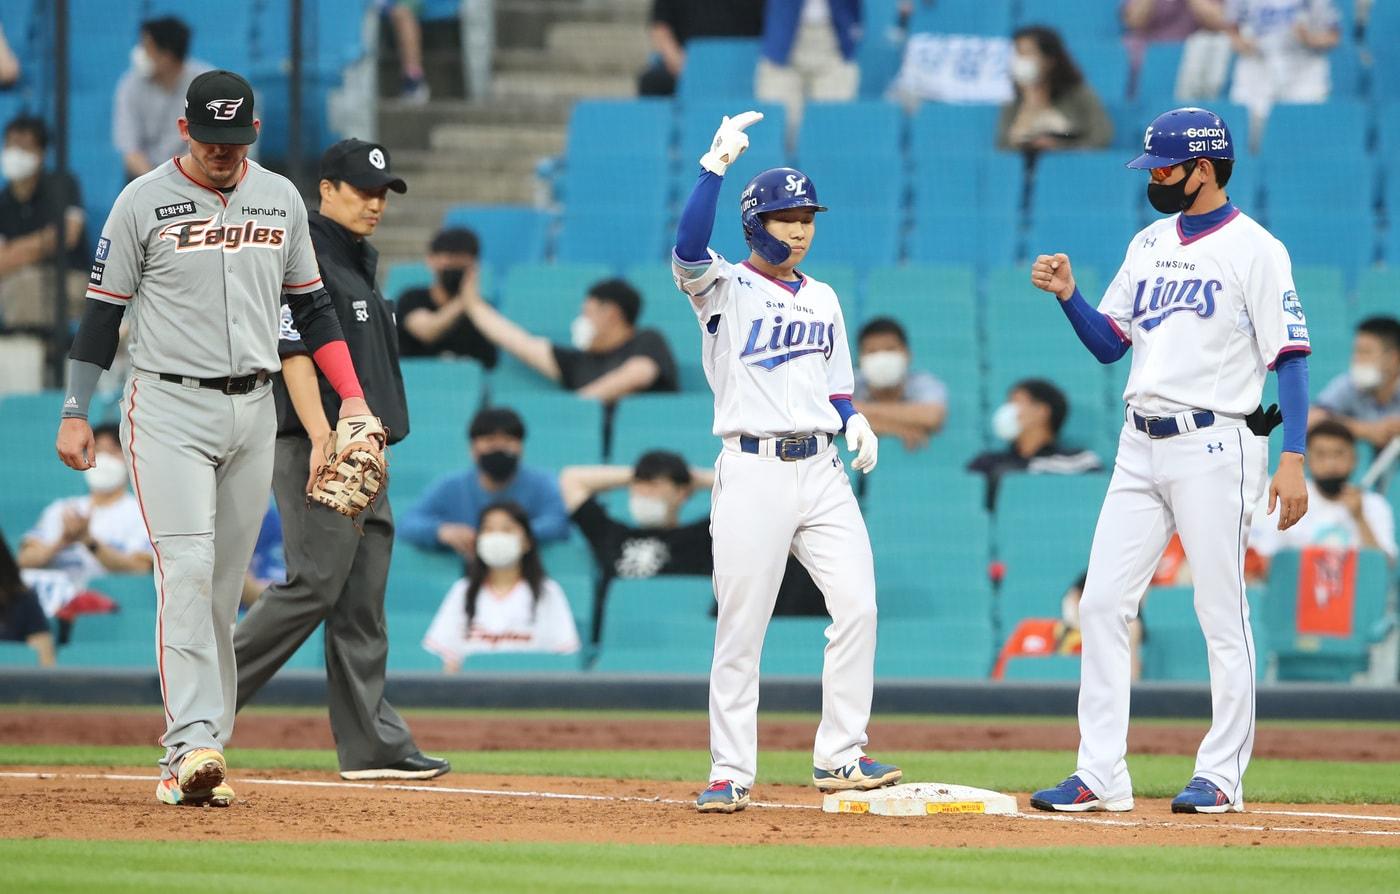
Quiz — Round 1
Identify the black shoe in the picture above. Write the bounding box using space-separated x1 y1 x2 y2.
340 753 451 781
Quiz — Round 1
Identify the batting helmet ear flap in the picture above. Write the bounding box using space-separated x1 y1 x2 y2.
740 167 827 266
742 210 792 266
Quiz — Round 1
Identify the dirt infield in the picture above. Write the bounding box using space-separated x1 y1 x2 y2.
2 709 1398 762
2 767 1399 848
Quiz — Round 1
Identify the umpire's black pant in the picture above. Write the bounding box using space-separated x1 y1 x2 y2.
234 435 417 772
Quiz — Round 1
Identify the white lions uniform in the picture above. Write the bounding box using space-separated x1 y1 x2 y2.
673 249 878 789
1078 208 1310 806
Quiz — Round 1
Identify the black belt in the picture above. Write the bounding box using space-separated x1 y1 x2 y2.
739 434 823 461
1132 410 1215 439
159 372 269 395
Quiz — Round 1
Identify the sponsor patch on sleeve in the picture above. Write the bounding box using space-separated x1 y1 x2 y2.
95 237 110 261
89 262 105 285
279 303 303 342
155 201 197 221
1282 289 1304 320
1288 324 1310 342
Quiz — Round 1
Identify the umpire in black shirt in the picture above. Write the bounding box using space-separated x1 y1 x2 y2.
234 139 448 781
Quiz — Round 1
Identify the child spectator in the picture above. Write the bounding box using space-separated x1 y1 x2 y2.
422 502 580 671
399 407 570 559
18 423 153 590
460 276 679 400
395 227 498 366
853 317 947 450
968 379 1102 509
997 25 1113 152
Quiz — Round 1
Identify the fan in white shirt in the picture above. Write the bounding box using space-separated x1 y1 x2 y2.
422 502 579 672
1252 420 1398 561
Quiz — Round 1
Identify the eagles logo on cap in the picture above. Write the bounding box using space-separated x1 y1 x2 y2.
185 70 257 145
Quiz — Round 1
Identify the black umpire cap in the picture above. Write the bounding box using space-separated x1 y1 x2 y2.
319 139 408 194
185 70 257 145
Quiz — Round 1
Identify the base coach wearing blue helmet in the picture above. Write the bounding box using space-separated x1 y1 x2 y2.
1027 108 1311 815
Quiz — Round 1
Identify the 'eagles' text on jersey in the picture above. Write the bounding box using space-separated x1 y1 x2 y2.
1099 209 1310 417
672 250 854 438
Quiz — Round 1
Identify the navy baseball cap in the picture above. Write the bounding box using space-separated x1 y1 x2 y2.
319 138 408 194
185 70 257 145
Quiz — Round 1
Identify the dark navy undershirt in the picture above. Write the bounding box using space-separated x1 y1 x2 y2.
1179 201 1235 238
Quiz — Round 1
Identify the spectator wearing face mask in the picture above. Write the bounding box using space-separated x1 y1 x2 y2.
997 25 1113 152
968 378 1103 509
460 276 680 401
422 502 580 672
17 423 154 590
1251 421 1398 562
398 407 569 559
560 450 825 642
112 16 212 180
0 115 89 330
1311 317 1400 451
394 227 498 366
852 317 947 451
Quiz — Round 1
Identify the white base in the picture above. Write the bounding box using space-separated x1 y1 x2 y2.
822 783 1018 816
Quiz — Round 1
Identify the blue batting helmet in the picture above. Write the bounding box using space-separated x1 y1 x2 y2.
1127 107 1235 170
740 167 828 265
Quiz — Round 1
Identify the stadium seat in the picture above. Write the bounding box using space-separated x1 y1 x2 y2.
1355 270 1400 319
1030 152 1141 215
1378 103 1400 158
499 263 612 343
1019 0 1122 43
439 206 551 269
1261 153 1372 217
1266 212 1376 272
679 99 787 165
565 99 673 162
1259 103 1368 160
1026 211 1141 279
678 39 762 101
761 617 830 676
797 101 904 168
862 264 977 334
556 208 670 267
610 393 721 468
487 392 605 470
875 619 996 679
1263 549 1394 682
1072 39 1132 102
1135 42 1185 106
594 577 716 674
0 642 44 667
801 161 906 214
908 0 1013 35
909 211 1020 268
1141 585 1271 683
386 549 463 614
995 475 1109 627
805 209 902 268
560 155 671 213
1000 653 1081 681
909 103 1004 165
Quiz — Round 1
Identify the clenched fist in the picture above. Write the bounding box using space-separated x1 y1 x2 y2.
1031 253 1077 301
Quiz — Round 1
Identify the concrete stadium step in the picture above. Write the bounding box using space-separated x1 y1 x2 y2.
401 167 541 203
379 97 572 148
495 46 642 77
489 70 636 104
545 21 650 73
497 0 651 48
427 124 565 156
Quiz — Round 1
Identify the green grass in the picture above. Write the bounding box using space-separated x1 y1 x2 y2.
4 841 1398 894
3 744 1396 804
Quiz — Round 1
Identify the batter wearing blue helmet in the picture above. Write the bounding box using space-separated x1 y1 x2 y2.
671 112 898 814
1029 107 1311 816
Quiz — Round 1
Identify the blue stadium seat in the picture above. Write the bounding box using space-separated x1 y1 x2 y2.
1026 211 1140 276
561 155 671 213
798 101 904 169
908 0 1013 35
593 577 716 673
1378 103 1400 158
439 206 551 269
1019 0 1123 45
761 617 829 676
679 99 787 164
910 103 1004 166
1259 102 1368 161
1266 212 1376 272
855 25 906 99
678 39 761 101
383 262 433 305
806 209 901 268
862 265 977 330
1372 3 1400 100
1330 43 1363 99
1263 549 1394 682
1135 42 1185 106
556 208 670 267
386 549 463 614
1356 270 1400 319
499 262 611 337
611 393 721 468
1001 653 1081 681
995 475 1110 625
909 211 1019 268
1030 152 1140 215
491 392 605 470
876 619 996 679
801 161 906 214
566 99 673 162
0 642 44 667
623 262 700 353
1073 39 1131 102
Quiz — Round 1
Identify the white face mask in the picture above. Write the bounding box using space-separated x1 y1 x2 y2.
570 315 596 351
629 494 671 529
84 452 129 494
1010 54 1040 87
131 44 155 78
992 402 1022 442
476 531 524 569
0 147 40 182
1350 362 1384 391
859 350 909 390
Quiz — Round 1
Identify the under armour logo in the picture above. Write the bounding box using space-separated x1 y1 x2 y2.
205 98 245 120
1207 442 1223 453
785 174 807 196
737 276 753 288
1143 236 1157 248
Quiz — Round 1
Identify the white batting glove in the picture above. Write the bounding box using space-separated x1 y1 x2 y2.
844 413 879 474
699 111 764 176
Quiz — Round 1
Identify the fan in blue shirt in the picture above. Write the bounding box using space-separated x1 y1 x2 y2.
398 407 570 557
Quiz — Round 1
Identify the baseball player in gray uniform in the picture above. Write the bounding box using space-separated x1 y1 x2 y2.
55 70 377 808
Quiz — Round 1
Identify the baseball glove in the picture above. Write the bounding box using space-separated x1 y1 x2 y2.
308 415 387 520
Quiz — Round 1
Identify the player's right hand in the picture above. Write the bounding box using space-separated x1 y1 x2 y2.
700 111 764 176
1031 253 1076 301
56 417 97 471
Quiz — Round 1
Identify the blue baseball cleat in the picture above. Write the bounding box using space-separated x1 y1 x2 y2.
1030 775 1135 812
812 755 903 792
1171 776 1243 814
696 779 750 813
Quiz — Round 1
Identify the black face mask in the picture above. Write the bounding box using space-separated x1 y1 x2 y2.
438 268 465 296
477 450 520 483
1146 159 1203 214
1314 474 1348 499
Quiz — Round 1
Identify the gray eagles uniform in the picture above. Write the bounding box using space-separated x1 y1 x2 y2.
89 156 326 781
